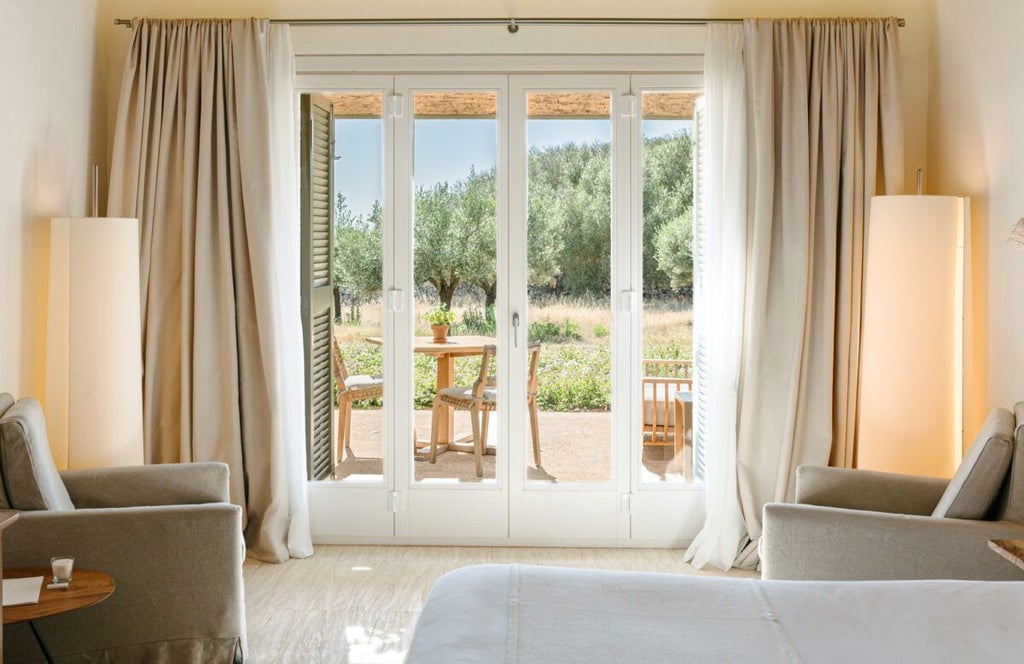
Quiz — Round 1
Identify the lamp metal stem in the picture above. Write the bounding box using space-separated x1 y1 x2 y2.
91 164 99 217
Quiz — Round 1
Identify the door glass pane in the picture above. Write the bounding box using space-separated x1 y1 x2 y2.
331 92 386 483
639 91 701 484
525 91 613 485
412 91 499 484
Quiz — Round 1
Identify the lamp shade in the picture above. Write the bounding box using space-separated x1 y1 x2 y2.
857 196 967 477
45 217 143 469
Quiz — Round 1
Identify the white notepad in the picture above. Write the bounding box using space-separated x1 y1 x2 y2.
2 576 43 607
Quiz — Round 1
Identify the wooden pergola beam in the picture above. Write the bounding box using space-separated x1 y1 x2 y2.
325 91 700 120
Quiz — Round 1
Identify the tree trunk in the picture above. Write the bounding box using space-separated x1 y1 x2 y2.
438 281 458 309
482 282 497 309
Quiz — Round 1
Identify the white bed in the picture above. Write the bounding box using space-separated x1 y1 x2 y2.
406 564 1024 663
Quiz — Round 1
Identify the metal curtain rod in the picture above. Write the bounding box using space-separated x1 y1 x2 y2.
113 16 906 32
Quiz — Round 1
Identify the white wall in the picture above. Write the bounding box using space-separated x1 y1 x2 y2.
0 0 106 399
929 0 1024 434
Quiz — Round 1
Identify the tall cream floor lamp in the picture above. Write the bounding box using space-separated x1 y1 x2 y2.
45 169 143 470
857 187 968 477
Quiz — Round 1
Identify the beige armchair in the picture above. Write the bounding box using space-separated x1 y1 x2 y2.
0 394 246 663
762 403 1024 581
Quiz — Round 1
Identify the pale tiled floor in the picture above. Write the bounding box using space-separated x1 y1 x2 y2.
243 545 758 663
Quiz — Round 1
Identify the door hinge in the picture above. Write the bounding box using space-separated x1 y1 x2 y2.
388 95 405 118
619 289 636 313
620 94 637 118
387 288 405 312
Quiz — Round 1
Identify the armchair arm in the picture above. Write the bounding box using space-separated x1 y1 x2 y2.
4 504 245 660
761 502 1024 580
795 465 949 515
60 462 230 507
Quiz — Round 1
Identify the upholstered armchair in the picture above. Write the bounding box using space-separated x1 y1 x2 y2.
0 394 246 662
762 404 1024 581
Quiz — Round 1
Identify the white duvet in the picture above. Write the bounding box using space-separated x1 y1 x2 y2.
406 564 1024 663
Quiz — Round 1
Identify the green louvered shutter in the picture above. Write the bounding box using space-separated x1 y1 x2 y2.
300 94 336 481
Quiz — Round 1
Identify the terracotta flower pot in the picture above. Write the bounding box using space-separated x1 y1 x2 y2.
430 324 449 343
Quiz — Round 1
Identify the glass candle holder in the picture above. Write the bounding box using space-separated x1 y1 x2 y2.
51 555 75 584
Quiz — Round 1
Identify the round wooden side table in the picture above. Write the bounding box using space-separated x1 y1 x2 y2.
3 567 115 664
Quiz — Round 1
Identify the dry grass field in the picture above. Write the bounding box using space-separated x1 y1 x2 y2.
333 293 692 354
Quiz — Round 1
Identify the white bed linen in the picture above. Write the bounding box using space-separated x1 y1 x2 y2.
406 564 1024 663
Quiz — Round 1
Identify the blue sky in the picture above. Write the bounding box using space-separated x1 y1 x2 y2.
335 119 384 219
334 118 689 218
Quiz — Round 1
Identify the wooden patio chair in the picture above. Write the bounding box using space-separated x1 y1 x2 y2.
332 337 384 465
641 358 693 459
430 343 542 477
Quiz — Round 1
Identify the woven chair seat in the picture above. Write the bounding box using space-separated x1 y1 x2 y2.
343 375 383 400
437 386 496 411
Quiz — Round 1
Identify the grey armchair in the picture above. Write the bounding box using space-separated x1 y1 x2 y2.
762 403 1024 581
0 394 246 662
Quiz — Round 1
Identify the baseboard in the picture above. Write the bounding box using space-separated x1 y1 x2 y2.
310 535 692 548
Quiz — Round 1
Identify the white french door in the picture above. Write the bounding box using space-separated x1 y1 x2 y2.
507 74 631 541
306 72 704 546
394 75 510 540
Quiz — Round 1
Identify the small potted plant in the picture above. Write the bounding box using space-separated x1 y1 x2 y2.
424 303 456 343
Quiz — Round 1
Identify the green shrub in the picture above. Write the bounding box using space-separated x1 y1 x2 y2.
529 318 583 344
592 324 609 338
644 338 693 360
459 306 496 335
533 344 610 411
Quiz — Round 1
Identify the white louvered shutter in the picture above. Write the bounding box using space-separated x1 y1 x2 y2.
691 96 708 482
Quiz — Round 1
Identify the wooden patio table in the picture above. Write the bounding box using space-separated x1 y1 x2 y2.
365 335 496 453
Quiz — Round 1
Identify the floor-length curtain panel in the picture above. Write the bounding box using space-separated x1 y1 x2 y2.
259 24 312 560
732 18 904 568
682 23 749 571
108 18 312 562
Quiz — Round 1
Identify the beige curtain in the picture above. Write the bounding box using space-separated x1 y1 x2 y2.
732 18 904 567
108 19 312 562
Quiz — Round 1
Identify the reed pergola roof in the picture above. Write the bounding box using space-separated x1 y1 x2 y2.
325 91 699 120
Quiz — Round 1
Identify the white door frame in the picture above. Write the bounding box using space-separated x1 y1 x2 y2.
628 74 707 545
392 74 511 541
302 70 707 547
301 75 396 541
507 73 632 543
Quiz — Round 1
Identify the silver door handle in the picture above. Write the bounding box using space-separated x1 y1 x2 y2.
512 312 520 347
